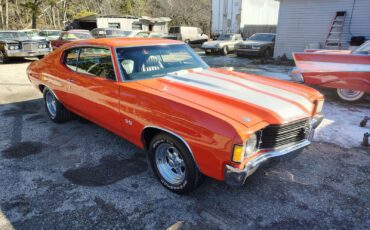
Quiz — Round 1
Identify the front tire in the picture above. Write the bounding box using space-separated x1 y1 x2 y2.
336 88 365 102
43 88 72 122
0 50 9 64
222 46 228 55
148 133 203 194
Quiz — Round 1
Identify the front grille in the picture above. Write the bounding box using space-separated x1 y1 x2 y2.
259 118 310 149
22 42 38 51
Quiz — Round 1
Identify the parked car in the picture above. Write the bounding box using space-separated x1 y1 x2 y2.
169 26 208 44
20 29 45 41
0 30 51 63
91 28 131 38
51 30 93 49
27 38 324 194
38 30 62 41
290 41 370 102
235 33 276 58
201 33 243 55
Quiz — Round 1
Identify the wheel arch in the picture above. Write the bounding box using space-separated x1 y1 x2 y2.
39 84 60 100
141 126 199 168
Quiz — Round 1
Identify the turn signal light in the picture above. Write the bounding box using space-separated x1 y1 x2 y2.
232 145 244 163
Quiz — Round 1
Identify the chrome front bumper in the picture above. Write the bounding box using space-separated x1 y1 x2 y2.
225 115 323 187
225 140 310 186
7 49 51 57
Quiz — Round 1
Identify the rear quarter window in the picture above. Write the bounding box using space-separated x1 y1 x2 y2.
64 48 79 71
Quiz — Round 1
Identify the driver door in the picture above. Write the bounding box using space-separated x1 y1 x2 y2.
67 47 122 132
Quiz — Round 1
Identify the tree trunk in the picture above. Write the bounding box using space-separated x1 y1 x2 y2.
5 0 8 29
0 0 3 29
32 13 37 29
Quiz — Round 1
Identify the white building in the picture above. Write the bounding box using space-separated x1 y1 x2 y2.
71 15 171 33
274 0 370 58
211 0 280 37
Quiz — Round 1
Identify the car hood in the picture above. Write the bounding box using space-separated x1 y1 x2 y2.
136 68 316 127
240 40 273 46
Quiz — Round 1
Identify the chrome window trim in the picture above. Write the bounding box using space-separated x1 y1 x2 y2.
61 44 119 82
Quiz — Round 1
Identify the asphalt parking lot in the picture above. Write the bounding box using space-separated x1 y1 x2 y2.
0 57 369 229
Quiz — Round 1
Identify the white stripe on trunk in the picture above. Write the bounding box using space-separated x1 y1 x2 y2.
164 73 307 121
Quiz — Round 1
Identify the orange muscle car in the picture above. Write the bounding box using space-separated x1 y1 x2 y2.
27 38 324 194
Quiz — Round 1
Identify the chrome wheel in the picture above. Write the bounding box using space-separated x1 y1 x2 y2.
45 91 57 118
337 89 365 102
155 143 186 185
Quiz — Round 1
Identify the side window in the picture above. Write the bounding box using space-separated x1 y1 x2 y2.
77 47 116 81
64 48 79 71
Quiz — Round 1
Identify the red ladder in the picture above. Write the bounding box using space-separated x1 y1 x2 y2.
325 11 346 49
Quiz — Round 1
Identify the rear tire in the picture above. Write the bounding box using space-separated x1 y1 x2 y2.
336 89 365 102
43 87 72 123
264 48 273 59
148 133 203 194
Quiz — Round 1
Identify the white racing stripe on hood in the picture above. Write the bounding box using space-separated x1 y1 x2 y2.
203 69 313 112
163 73 307 121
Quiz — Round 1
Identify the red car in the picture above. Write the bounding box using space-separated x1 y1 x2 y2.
291 41 370 102
51 30 93 50
27 38 324 193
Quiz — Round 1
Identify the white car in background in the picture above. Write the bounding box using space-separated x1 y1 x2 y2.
169 26 208 44
201 33 243 55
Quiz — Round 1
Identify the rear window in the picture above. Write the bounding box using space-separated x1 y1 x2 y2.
169 27 180 33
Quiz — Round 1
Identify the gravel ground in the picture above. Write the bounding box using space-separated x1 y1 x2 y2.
0 57 369 230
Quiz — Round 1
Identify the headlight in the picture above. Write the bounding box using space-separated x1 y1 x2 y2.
38 44 43 49
315 99 324 114
232 134 258 163
9 45 15 50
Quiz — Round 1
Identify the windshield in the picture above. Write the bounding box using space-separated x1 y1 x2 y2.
353 41 370 54
47 31 61 37
249 34 274 41
25 31 39 37
65 32 93 40
116 44 208 80
217 34 232 41
0 32 29 40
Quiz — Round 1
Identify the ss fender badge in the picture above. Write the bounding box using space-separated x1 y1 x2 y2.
124 118 133 126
